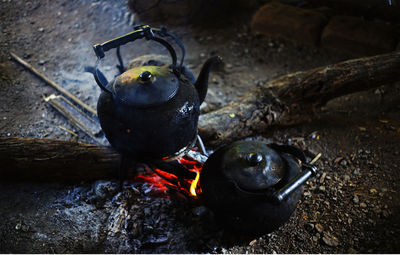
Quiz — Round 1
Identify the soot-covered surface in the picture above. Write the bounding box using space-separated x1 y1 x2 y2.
1 0 400 253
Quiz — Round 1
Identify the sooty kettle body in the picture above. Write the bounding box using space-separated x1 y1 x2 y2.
92 26 220 161
200 140 318 235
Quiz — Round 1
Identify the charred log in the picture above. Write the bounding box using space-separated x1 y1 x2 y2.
199 51 400 146
0 137 120 181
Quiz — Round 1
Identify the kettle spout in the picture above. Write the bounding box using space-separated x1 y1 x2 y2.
195 56 222 104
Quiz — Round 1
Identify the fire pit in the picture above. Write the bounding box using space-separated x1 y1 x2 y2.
131 138 318 235
2 1 400 252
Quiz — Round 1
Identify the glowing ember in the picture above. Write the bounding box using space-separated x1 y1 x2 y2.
133 153 204 198
134 173 169 192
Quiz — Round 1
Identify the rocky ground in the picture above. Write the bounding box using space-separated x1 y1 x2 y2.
0 0 399 253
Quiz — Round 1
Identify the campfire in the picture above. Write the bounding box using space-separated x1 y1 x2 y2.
2 0 400 252
134 149 205 198
5 24 400 236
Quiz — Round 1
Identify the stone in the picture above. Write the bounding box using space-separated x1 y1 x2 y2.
347 247 357 253
319 172 327 183
144 234 169 245
305 223 314 232
15 222 22 230
192 206 209 217
353 168 360 175
321 16 397 56
322 233 339 247
382 210 390 218
315 223 324 233
251 2 328 46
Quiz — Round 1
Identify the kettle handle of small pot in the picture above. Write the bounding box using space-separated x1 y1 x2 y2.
92 25 181 94
272 163 318 204
268 144 319 204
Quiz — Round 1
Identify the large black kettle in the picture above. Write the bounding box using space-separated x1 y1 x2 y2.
92 25 220 161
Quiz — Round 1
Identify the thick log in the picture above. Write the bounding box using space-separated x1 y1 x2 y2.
199 51 400 146
0 137 120 181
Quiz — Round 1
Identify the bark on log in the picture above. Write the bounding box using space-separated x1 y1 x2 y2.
0 137 120 181
198 51 400 146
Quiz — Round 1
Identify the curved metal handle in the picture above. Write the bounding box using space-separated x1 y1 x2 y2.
154 26 186 71
92 25 182 94
267 143 319 204
272 163 318 204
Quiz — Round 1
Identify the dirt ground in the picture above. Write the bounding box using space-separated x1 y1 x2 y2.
0 0 400 253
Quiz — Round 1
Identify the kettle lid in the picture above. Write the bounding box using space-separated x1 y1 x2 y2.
112 66 179 107
221 140 285 191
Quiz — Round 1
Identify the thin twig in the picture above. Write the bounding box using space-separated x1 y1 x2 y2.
310 153 322 165
10 52 97 117
57 125 78 137
44 94 103 144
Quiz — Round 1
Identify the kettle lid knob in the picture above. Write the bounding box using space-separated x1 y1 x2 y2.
246 152 263 166
139 71 153 83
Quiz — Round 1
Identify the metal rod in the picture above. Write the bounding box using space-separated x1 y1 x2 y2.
116 46 125 74
10 52 97 117
196 134 208 157
272 164 318 203
273 171 312 203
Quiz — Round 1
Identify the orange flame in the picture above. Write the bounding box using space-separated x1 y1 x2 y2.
177 157 203 197
134 155 203 198
190 170 201 196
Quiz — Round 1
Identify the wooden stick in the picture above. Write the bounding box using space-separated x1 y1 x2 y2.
43 94 103 145
10 52 98 117
309 153 322 165
57 125 79 137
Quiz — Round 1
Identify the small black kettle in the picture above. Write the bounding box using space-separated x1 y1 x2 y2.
200 140 317 235
92 25 220 161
